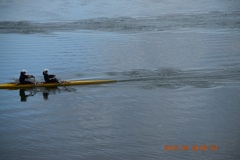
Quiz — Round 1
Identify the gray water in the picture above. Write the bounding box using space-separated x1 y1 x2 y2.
1 0 240 160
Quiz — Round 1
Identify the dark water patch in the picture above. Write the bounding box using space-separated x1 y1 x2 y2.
1 11 240 34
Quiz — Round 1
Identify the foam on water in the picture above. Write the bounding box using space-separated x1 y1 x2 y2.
0 11 240 34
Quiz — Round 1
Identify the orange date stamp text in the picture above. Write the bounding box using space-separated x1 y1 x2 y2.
164 144 218 151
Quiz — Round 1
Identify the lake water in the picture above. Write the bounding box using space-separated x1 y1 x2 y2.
0 0 240 159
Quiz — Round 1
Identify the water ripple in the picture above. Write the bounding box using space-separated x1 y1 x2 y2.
1 11 240 34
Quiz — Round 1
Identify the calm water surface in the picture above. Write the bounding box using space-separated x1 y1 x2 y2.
0 0 240 160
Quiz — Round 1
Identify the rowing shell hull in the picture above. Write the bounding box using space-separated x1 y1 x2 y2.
0 79 117 89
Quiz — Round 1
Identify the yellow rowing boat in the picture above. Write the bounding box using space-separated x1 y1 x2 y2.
0 79 117 89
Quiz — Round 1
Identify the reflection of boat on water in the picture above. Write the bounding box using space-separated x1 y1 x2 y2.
19 86 73 102
0 79 117 89
40 87 64 100
41 87 55 100
19 89 36 102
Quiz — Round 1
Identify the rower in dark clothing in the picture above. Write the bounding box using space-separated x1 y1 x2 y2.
43 69 59 83
19 70 35 84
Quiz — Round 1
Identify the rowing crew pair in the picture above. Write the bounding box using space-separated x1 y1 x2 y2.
19 69 58 84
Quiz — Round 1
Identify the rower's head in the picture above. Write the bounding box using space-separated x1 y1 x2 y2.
43 69 49 74
21 69 27 75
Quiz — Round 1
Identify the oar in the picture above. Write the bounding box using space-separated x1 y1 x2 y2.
59 81 69 90
57 79 72 91
58 79 76 92
31 77 39 93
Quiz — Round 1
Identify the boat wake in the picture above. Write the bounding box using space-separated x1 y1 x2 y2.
107 67 240 89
